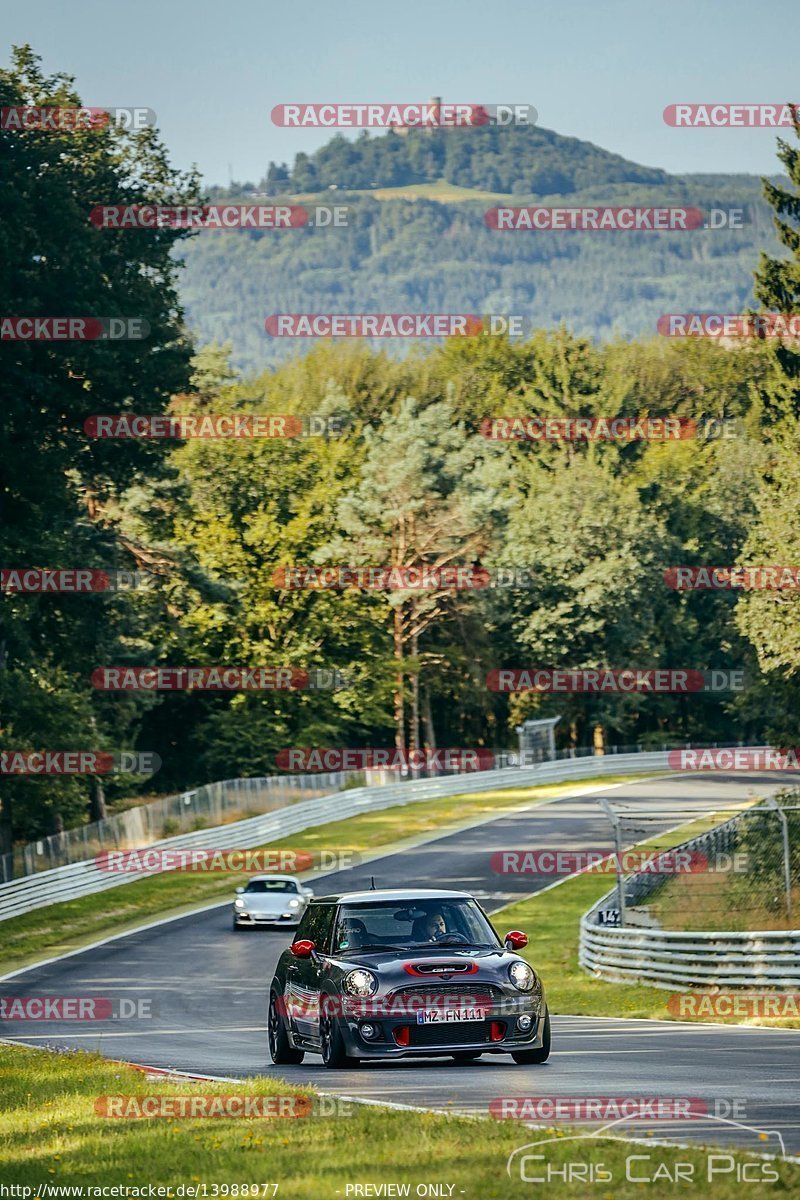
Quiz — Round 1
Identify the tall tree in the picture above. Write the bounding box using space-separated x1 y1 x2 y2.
327 396 507 751
735 118 800 740
0 46 200 856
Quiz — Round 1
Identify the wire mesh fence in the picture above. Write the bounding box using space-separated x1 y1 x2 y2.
10 771 359 879
596 789 800 932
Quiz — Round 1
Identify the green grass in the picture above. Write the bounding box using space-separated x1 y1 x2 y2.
645 867 800 933
0 774 650 976
285 179 513 203
496 807 800 1029
367 179 511 202
1 1044 795 1197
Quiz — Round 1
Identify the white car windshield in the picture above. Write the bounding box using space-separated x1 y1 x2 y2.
244 880 299 893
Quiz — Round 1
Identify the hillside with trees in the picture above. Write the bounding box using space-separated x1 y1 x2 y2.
182 124 781 373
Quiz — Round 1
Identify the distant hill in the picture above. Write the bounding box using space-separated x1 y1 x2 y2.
211 123 675 197
179 124 781 374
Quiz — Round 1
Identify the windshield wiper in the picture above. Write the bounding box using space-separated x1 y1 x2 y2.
435 938 497 948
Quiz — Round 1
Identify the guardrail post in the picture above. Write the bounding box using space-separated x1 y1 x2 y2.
598 797 626 926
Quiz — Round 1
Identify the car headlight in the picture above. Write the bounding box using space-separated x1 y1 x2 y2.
508 961 535 992
234 898 246 909
343 969 378 997
287 899 301 909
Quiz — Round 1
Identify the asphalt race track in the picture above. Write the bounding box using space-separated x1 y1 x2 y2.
2 772 799 1158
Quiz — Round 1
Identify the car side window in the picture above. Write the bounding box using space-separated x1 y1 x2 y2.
294 903 335 952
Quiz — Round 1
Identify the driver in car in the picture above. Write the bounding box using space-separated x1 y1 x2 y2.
421 911 446 941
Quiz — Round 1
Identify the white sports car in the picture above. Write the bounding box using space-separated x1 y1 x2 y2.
232 874 314 930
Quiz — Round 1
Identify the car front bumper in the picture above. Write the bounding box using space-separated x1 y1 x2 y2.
234 910 302 927
337 1000 547 1059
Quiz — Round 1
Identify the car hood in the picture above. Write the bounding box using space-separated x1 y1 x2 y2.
239 893 301 914
322 946 523 981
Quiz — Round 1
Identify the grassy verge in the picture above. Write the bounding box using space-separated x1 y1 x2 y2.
646 865 800 933
1 1044 795 1197
497 808 800 1029
0 773 648 976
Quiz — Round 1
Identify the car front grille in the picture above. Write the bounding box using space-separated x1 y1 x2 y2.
391 983 503 1001
407 1020 492 1047
390 983 504 1015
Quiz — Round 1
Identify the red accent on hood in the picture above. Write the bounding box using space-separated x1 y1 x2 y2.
403 960 479 977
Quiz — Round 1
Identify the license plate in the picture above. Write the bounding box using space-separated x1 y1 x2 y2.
416 1007 487 1024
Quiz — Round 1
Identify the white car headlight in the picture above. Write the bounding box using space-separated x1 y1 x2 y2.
287 899 301 909
234 898 246 909
508 961 535 992
343 969 378 997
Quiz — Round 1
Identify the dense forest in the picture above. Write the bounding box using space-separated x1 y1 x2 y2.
187 125 780 373
2 48 800 855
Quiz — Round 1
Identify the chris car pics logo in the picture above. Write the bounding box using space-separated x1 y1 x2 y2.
506 1117 786 1184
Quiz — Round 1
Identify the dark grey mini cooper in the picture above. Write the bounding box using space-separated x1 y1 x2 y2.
268 888 550 1068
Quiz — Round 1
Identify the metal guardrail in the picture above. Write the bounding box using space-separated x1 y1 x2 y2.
580 925 800 988
5 742 662 882
0 750 673 924
579 802 800 988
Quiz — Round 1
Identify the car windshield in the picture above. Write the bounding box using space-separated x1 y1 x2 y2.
333 899 501 953
244 879 298 893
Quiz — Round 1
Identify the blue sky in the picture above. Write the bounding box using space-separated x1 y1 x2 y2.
5 0 796 185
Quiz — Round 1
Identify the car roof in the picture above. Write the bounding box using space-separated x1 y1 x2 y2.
311 888 474 904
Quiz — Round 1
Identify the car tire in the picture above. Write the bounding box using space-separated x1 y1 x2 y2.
268 989 304 1064
511 1008 551 1064
451 1051 482 1062
320 994 358 1069
233 919 244 931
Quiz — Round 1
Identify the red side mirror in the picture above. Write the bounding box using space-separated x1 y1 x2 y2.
504 930 528 950
290 939 315 958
